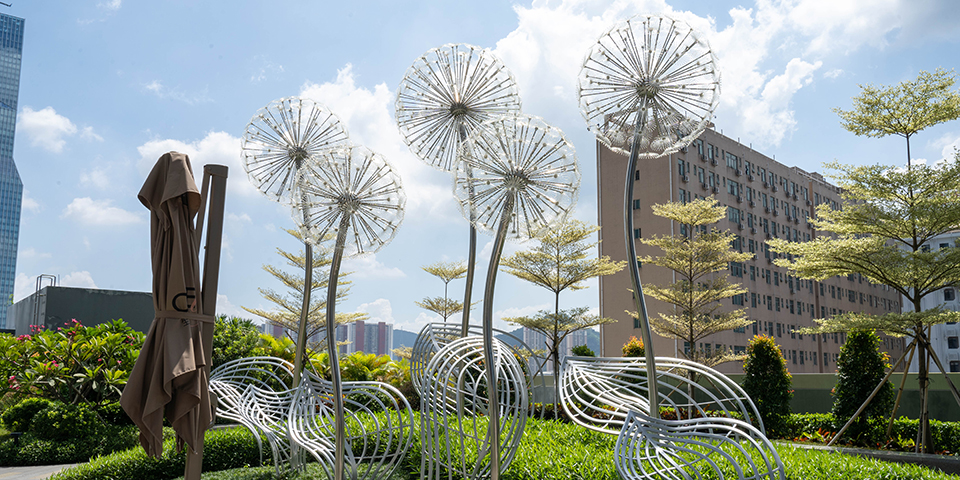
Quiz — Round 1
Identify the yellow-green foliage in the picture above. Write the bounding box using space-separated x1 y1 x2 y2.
638 197 753 367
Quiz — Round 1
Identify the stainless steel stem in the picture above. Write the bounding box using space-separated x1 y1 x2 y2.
624 101 660 417
326 214 351 480
461 123 476 337
292 243 312 389
482 192 515 480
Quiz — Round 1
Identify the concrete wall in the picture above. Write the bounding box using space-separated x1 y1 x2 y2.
8 286 154 335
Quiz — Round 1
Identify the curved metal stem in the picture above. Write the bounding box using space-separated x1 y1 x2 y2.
482 192 515 480
292 245 312 389
625 101 660 418
461 123 476 337
326 214 351 480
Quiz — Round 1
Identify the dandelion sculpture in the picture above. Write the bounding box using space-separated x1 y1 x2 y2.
420 113 579 480
291 145 406 480
577 14 720 416
240 97 351 387
396 43 522 342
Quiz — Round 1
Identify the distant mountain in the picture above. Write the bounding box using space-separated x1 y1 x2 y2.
393 328 419 350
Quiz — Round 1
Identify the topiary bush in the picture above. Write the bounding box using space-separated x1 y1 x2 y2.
0 397 52 432
622 336 645 358
31 402 102 441
571 345 595 357
832 329 895 441
742 335 793 436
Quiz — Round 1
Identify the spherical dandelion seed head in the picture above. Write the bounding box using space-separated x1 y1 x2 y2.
291 145 406 256
396 43 522 172
577 14 720 158
241 96 350 203
454 114 580 241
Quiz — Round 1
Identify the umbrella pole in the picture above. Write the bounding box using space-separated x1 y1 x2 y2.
185 164 228 480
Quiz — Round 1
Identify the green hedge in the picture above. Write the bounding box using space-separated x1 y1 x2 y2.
49 427 266 480
0 424 139 466
783 413 960 453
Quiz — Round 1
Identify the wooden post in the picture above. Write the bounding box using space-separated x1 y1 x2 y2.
184 164 228 480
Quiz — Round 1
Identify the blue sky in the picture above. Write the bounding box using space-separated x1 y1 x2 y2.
8 0 960 333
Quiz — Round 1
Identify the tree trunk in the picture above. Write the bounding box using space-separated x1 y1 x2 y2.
916 326 932 453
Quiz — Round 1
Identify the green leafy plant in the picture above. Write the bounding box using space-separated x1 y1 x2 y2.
832 330 895 440
742 335 793 436
0 319 144 408
213 315 267 369
0 397 52 432
622 336 645 358
571 345 595 357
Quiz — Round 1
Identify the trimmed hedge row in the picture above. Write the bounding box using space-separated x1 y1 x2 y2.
784 413 960 454
49 427 266 480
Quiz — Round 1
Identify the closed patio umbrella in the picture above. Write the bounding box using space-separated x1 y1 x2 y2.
121 151 214 457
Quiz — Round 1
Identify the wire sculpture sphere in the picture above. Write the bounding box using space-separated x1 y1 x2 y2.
578 14 720 157
241 97 351 203
396 43 522 172
454 114 580 240
410 322 548 400
289 373 415 480
420 335 528 480
291 145 406 252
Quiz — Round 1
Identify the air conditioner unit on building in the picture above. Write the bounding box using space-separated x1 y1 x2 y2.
712 186 719 194
749 200 756 208
747 174 754 182
806 199 812 206
786 215 792 222
737 196 743 203
681 147 688 153
794 217 799 224
772 185 778 192
764 206 770 213
773 209 779 216
682 174 689 183
711 159 718 166
737 223 743 230
700 154 707 162
793 193 798 201
701 182 709 190
751 227 757 234
763 181 769 189
735 169 741 176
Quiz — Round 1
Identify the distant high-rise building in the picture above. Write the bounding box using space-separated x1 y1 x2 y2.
0 13 24 329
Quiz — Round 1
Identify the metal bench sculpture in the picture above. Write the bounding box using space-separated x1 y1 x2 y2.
209 356 298 473
559 356 785 480
288 371 415 480
419 335 529 480
410 322 548 403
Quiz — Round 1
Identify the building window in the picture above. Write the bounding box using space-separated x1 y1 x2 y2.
951 361 960 373
949 337 959 349
946 289 956 302
634 228 641 239
633 199 641 210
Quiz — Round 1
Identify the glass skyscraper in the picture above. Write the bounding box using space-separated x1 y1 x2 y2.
0 13 23 329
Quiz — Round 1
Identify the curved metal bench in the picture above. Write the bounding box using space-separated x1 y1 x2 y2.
560 356 784 480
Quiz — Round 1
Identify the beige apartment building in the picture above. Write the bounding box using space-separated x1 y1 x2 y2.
597 128 905 374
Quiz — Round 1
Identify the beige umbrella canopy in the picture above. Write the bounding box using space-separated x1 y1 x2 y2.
120 151 214 457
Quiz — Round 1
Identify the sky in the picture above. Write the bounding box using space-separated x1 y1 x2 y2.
7 0 960 334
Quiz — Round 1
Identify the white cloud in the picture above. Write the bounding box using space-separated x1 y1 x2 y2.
934 132 960 161
62 271 98 289
141 80 212 105
355 298 395 324
18 248 51 260
136 131 256 198
216 294 245 318
823 68 844 79
342 253 406 279
13 273 33 302
17 106 101 153
18 107 77 153
299 65 458 220
21 190 40 213
61 197 142 226
97 0 121 11
79 167 111 190
251 56 285 83
495 303 551 331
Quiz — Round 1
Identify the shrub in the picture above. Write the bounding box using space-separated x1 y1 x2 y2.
0 424 139 466
212 316 266 369
31 402 102 441
0 319 144 408
622 336 645 357
832 329 894 440
49 426 266 480
0 397 52 432
742 335 793 436
571 345 595 357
